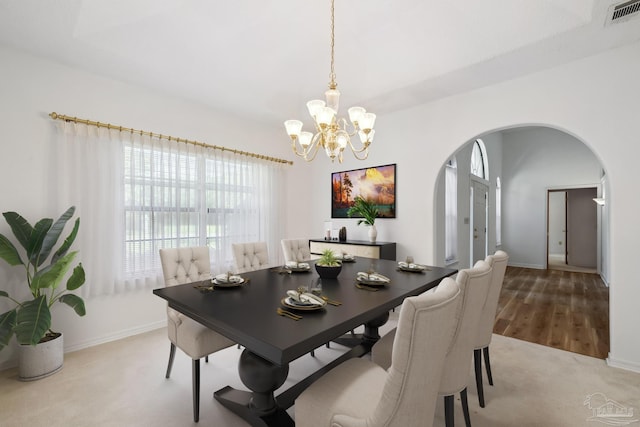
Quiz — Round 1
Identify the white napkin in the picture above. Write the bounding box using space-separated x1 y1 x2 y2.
286 290 324 306
357 272 391 283
342 253 354 260
214 273 243 283
285 261 310 268
398 262 426 270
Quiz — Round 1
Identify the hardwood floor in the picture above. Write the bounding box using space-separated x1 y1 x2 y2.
493 266 609 359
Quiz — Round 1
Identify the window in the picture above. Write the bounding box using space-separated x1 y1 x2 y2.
52 121 284 296
123 139 282 279
445 158 458 263
470 139 488 179
496 177 502 246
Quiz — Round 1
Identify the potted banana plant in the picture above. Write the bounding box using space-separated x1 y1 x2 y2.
347 196 379 243
0 206 86 380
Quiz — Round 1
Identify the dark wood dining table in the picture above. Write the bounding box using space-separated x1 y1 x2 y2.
153 257 456 427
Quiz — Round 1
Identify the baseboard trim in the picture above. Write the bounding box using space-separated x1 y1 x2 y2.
508 262 545 270
0 321 166 372
606 354 640 373
64 320 166 353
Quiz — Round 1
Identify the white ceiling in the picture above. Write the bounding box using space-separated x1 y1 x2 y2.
1 0 639 126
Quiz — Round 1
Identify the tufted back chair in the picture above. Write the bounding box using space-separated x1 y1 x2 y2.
438 260 493 426
232 241 270 273
295 278 461 427
372 260 492 427
158 246 234 423
474 250 509 407
280 239 311 264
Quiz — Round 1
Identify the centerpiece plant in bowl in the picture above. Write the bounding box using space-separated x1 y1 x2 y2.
315 249 342 279
0 206 86 380
347 196 379 243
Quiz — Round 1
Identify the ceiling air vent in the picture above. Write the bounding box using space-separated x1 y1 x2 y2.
606 0 640 24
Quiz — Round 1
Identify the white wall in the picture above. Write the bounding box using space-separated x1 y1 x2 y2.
501 128 602 269
0 45 290 369
296 40 640 371
3 38 640 372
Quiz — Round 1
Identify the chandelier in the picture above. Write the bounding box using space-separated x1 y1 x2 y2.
284 0 376 163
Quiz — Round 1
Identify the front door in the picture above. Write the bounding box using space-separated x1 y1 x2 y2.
471 180 488 265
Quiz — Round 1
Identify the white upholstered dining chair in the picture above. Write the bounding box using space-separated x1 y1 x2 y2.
159 247 235 423
372 260 493 427
295 278 461 427
280 238 311 264
474 250 509 407
231 241 270 273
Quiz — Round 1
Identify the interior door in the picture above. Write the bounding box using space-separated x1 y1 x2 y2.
567 187 597 268
471 180 488 265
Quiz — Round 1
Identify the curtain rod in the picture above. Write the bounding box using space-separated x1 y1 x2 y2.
49 112 293 165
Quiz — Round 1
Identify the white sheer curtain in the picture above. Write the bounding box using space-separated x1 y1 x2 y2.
51 121 285 296
49 121 125 297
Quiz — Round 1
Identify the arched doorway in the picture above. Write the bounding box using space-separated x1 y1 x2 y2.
435 125 610 359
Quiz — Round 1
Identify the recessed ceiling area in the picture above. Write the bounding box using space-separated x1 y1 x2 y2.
0 0 639 125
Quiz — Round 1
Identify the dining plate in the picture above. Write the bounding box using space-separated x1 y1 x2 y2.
281 297 326 311
398 265 427 273
356 276 389 287
340 257 356 263
288 266 312 272
212 278 245 288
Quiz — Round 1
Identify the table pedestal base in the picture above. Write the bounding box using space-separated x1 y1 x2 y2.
215 312 389 427
215 350 293 426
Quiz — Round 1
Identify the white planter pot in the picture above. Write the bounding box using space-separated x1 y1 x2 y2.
18 333 64 381
368 225 377 243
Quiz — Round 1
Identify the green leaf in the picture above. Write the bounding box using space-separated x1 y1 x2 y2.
14 296 51 346
66 264 85 291
0 234 23 266
0 290 8 298
59 294 86 316
2 211 33 252
38 206 75 267
28 218 53 267
31 251 77 293
52 217 80 265
0 309 17 350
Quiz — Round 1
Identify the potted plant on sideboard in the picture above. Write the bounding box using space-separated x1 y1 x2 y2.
347 196 379 243
0 206 86 380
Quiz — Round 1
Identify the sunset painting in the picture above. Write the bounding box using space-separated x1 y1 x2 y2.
331 164 396 218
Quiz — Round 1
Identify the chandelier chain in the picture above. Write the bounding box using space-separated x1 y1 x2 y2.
329 0 336 89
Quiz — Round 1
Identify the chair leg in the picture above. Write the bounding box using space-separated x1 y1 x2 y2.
205 355 209 363
461 388 472 427
474 349 485 408
165 343 176 379
444 395 454 427
192 359 200 423
310 350 315 357
326 342 330 348
483 346 493 386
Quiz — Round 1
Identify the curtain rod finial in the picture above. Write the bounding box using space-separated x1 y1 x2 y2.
50 112 58 119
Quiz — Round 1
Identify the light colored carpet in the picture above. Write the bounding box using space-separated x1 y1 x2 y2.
1 320 638 427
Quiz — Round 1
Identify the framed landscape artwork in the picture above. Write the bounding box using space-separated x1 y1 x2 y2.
331 163 396 218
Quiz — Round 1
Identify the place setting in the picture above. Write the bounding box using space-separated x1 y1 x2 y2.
336 252 356 263
397 256 431 273
193 272 248 292
284 260 312 272
355 270 391 292
281 285 327 311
